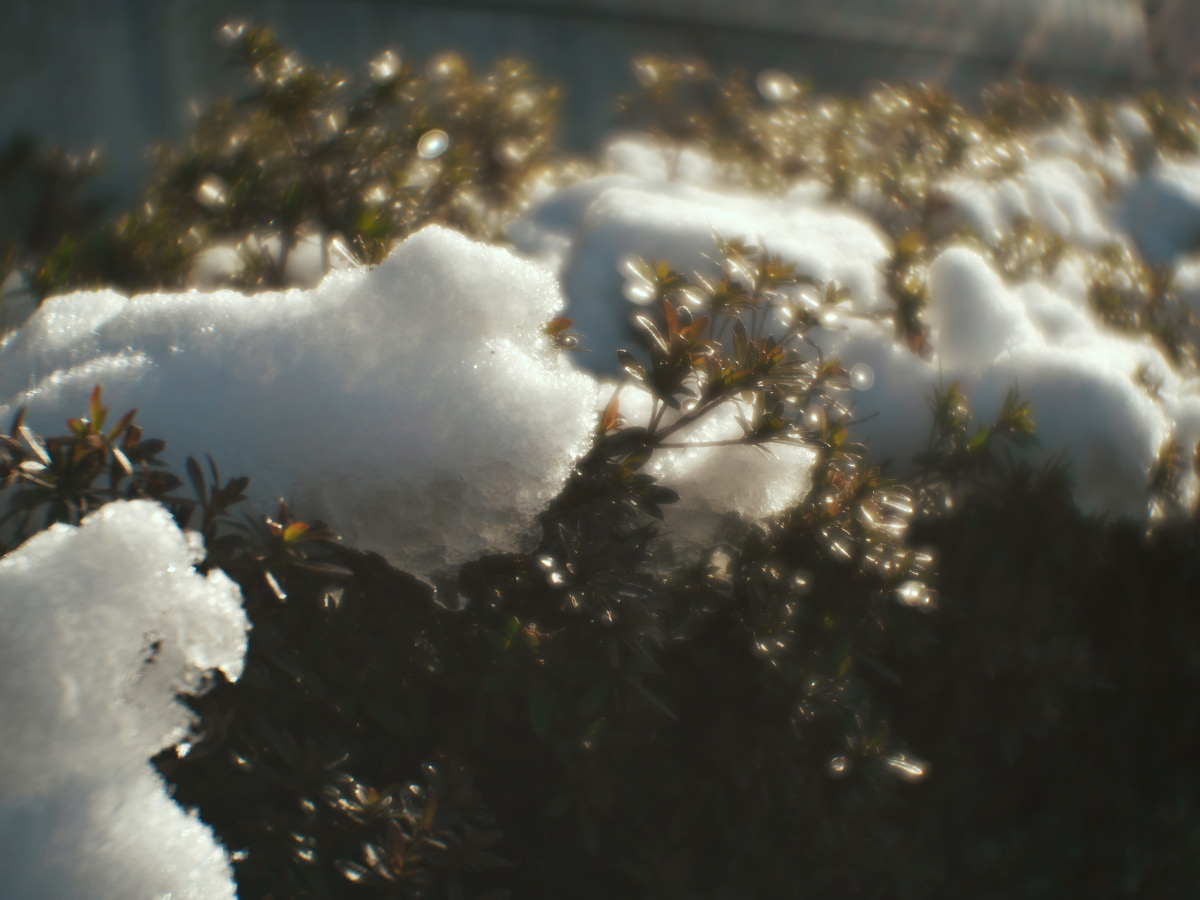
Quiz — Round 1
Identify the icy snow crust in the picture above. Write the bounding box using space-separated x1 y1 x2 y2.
0 500 246 899
511 128 1200 520
0 226 600 582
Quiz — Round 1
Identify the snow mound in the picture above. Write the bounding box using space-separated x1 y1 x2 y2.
933 158 1119 250
509 177 891 374
0 500 246 899
1119 160 1200 262
818 246 1193 518
0 226 600 582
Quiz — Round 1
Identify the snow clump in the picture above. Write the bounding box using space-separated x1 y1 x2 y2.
816 246 1198 517
0 226 600 583
509 174 892 375
0 500 246 900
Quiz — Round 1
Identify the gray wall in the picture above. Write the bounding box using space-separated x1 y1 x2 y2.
0 0 1151 202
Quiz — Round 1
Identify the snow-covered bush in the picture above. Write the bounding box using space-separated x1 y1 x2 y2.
3 25 1200 900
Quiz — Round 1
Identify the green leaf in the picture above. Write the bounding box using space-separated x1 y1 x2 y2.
579 677 612 716
546 792 574 818
528 685 553 738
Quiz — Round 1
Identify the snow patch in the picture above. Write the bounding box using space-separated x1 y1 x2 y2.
0 226 601 583
0 500 246 899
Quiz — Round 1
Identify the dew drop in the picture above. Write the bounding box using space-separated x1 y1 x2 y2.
895 579 934 610
369 49 401 84
850 363 875 390
756 69 801 104
826 755 852 778
418 129 449 159
194 175 229 210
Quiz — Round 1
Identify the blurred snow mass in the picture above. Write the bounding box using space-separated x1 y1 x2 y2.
510 126 1200 518
0 500 246 899
0 226 600 582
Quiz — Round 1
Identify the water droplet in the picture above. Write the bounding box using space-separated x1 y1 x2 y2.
826 755 852 778
850 363 875 390
369 49 401 84
194 175 229 210
757 69 801 104
417 129 449 159
895 580 934 610
427 52 466 81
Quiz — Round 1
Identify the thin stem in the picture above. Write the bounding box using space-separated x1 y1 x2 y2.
654 395 731 443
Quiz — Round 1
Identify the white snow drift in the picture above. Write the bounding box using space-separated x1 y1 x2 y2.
0 226 600 583
0 500 247 900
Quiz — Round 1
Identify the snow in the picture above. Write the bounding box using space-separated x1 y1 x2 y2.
614 387 817 563
0 226 600 583
0 500 246 899
508 135 1200 520
509 175 892 375
1119 160 1200 262
932 158 1120 250
816 245 1189 517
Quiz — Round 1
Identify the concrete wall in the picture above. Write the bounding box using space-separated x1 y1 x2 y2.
0 0 1151 202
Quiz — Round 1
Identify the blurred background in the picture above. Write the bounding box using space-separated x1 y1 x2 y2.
0 0 1161 203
